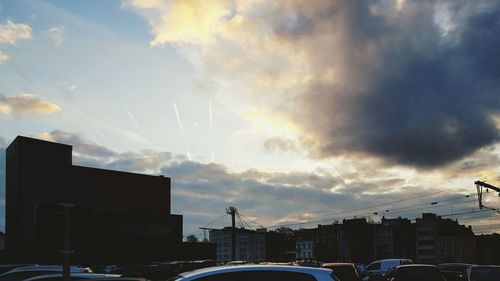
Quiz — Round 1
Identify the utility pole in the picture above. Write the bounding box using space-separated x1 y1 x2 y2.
59 203 75 281
226 206 237 261
475 181 500 209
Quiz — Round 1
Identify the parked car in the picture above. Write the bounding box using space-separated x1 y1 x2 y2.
469 265 500 281
0 265 92 281
165 265 338 281
366 259 413 281
384 264 445 281
322 263 362 281
438 263 475 278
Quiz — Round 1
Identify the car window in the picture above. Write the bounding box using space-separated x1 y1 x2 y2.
386 267 396 277
330 267 358 281
439 265 469 276
394 267 442 281
470 267 500 281
367 263 381 271
193 270 317 281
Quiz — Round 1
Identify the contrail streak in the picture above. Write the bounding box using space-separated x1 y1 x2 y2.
125 106 142 132
209 99 214 162
173 99 185 132
173 99 192 160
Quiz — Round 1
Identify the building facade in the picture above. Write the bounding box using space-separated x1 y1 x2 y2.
374 217 415 260
209 227 294 263
476 234 500 265
337 218 375 263
416 213 475 264
210 227 265 263
296 240 314 259
5 136 214 263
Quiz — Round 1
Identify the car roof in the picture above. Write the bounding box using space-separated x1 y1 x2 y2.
323 263 355 267
2 265 90 274
396 264 438 268
24 273 121 281
372 259 411 263
180 265 332 278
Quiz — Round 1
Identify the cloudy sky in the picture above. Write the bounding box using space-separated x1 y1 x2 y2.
1 0 499 239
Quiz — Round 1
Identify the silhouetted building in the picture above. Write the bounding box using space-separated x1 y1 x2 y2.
337 218 374 263
374 217 416 260
314 224 339 262
416 213 475 264
5 136 214 263
265 230 296 262
209 227 294 263
294 228 316 260
0 231 4 251
476 233 500 265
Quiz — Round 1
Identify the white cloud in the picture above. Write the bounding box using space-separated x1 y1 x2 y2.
0 51 8 64
43 26 64 46
123 0 231 46
0 93 61 117
0 20 32 44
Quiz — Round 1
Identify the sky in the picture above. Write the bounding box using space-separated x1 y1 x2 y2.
0 0 499 239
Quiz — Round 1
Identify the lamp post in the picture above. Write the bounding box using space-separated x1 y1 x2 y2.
59 203 75 281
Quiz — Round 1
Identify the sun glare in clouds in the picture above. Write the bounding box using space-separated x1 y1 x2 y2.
243 108 299 138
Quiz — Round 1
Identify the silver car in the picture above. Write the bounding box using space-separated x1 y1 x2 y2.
167 265 338 281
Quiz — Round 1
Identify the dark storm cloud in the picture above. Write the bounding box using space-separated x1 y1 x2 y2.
277 0 500 168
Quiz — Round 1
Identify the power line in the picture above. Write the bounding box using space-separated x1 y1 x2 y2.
201 213 228 229
379 199 477 217
240 213 265 229
268 194 489 229
372 194 476 215
265 189 450 229
440 208 496 218
266 178 500 229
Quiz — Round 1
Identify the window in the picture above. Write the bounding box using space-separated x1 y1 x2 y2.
193 271 317 281
367 262 381 271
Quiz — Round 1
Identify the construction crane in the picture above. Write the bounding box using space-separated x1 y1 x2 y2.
475 180 500 209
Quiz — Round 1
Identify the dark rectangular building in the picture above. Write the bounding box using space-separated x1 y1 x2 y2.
416 213 475 264
374 217 416 260
5 136 208 263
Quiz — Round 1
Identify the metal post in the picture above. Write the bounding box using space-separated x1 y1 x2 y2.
60 203 74 281
231 210 236 261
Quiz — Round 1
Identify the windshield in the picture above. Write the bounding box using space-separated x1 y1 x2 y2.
470 267 500 281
